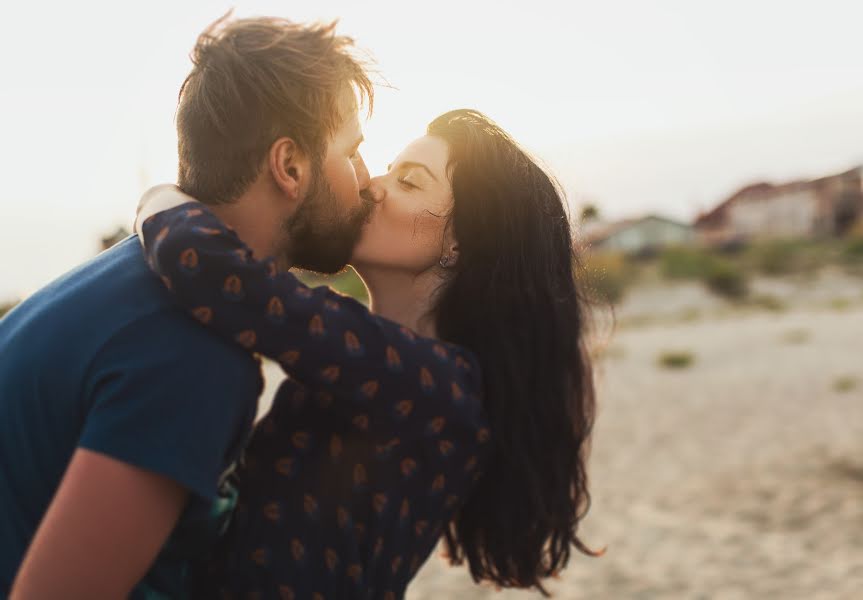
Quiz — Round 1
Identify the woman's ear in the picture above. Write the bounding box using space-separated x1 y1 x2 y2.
440 223 460 268
268 137 310 205
449 245 460 262
439 246 459 269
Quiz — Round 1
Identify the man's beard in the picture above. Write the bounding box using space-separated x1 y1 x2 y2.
278 167 374 274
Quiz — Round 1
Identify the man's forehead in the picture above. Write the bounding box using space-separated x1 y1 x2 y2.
347 112 362 136
335 88 363 139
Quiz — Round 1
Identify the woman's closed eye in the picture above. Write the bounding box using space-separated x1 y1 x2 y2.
397 177 419 190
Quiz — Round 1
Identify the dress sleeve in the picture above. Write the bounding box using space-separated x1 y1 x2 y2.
140 203 486 438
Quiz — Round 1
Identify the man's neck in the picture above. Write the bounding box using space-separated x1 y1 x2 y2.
209 200 289 268
360 268 441 339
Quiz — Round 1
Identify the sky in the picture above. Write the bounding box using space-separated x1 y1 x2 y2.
1 0 862 299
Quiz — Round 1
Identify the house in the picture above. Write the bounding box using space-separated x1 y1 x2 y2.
695 166 863 246
579 214 695 255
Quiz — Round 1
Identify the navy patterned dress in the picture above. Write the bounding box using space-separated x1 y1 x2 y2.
140 204 491 600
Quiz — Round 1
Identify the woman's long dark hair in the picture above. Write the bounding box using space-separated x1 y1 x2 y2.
427 109 599 594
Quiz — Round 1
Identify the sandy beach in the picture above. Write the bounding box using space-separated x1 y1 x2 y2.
404 271 863 599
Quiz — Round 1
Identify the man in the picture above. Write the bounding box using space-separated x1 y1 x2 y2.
0 15 374 598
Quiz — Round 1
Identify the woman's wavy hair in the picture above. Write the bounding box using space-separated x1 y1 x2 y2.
428 109 599 594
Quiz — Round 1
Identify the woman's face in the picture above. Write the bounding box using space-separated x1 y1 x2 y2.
351 135 455 274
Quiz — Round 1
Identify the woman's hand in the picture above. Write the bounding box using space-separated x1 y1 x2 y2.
134 184 198 245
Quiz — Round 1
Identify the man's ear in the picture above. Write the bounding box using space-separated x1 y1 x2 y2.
268 137 310 203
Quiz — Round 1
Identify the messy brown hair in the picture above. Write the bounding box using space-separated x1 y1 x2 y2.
176 13 374 204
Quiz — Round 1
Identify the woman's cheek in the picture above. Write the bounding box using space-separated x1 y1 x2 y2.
354 195 445 269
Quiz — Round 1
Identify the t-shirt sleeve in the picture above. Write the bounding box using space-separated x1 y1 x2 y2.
77 311 263 501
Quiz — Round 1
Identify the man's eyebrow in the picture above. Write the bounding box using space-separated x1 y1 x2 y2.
386 161 438 182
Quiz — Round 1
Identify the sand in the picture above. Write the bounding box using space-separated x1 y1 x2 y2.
405 271 863 599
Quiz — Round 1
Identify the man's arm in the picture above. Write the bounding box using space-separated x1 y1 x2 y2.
10 448 187 600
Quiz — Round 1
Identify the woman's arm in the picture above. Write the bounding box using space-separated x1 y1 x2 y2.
140 201 484 436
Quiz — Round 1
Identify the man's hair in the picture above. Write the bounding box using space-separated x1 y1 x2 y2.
176 14 374 204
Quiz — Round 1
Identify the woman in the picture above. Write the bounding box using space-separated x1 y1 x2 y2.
139 109 597 599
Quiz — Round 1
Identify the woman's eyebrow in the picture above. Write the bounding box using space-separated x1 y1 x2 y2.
386 161 438 181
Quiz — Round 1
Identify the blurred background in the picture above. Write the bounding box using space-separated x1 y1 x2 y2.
2 1 862 597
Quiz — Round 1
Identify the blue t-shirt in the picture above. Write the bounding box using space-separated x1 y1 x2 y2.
0 236 262 598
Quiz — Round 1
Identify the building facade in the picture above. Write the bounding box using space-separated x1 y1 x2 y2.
695 167 863 245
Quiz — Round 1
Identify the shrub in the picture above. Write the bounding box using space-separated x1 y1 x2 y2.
841 236 863 264
839 235 863 276
846 217 863 237
658 350 695 369
714 236 747 255
577 252 632 305
100 226 131 251
749 239 806 276
833 376 858 394
678 308 701 322
829 298 851 311
750 294 787 312
0 300 18 320
659 246 712 280
702 258 748 300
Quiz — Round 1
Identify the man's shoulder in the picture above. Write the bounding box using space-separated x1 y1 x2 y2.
4 237 171 332
90 240 260 379
1 237 259 382
105 308 261 379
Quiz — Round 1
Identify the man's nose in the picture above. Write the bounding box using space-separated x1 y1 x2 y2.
367 176 386 203
356 154 371 191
